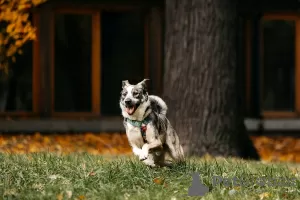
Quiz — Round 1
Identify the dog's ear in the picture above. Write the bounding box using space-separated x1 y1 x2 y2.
122 80 129 88
138 79 150 89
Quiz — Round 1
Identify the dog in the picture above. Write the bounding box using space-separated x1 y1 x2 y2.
119 79 184 167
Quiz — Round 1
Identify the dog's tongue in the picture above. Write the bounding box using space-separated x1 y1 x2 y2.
126 107 135 115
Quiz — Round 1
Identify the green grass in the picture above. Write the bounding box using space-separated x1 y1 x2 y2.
0 153 299 200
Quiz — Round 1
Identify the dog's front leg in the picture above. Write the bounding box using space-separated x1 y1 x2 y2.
132 145 150 162
139 144 148 161
139 124 163 161
140 140 162 161
132 146 143 157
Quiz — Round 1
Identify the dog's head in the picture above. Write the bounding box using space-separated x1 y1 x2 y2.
120 79 149 116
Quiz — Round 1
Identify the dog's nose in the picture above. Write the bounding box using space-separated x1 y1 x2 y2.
125 99 132 104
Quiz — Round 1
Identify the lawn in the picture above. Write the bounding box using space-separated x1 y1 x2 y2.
0 153 299 200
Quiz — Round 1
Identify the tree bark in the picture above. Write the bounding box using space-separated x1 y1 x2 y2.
163 0 259 159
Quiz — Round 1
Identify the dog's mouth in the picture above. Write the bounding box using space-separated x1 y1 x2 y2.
125 103 140 115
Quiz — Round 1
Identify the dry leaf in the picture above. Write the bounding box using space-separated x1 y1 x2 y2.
153 177 165 185
77 195 86 200
0 132 132 155
251 136 300 163
0 133 299 163
259 192 270 199
57 193 63 200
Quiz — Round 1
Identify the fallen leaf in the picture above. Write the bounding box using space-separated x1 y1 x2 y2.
57 193 63 200
259 192 270 199
153 177 165 185
77 195 86 200
0 133 299 163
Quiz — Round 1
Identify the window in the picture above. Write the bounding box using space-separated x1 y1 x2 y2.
50 7 163 118
0 14 39 117
53 13 93 113
246 14 300 118
261 19 295 112
0 6 163 119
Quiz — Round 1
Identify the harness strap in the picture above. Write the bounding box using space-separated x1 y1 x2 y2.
125 116 151 142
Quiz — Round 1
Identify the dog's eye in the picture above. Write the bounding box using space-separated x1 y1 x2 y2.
122 92 127 96
132 91 139 97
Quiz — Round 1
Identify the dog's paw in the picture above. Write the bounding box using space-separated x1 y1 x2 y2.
139 150 148 161
143 159 156 167
132 147 142 157
139 153 148 161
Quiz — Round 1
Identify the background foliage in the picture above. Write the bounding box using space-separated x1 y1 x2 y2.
0 0 46 73
0 133 299 164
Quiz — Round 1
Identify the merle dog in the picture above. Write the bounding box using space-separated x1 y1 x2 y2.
120 79 184 167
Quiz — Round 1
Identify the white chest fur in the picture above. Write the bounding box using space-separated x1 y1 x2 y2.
125 122 145 148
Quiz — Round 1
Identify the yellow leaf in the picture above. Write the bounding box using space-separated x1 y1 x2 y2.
33 0 47 6
259 192 270 199
17 143 24 149
57 193 63 200
6 24 15 33
15 40 23 47
21 13 29 21
18 4 31 10
6 45 17 57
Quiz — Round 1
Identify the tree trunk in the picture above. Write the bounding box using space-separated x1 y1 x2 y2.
163 0 259 159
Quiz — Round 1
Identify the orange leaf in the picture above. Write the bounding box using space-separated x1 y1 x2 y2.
77 195 86 200
153 177 165 185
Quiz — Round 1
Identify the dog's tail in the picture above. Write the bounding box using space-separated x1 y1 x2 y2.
148 95 168 117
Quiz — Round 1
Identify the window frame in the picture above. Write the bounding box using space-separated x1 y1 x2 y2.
50 8 101 118
261 14 300 118
49 6 158 119
246 13 300 119
0 13 40 118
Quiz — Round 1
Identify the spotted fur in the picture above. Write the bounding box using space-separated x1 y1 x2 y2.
120 79 184 167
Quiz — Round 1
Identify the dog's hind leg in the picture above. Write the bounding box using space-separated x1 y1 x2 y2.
143 151 167 167
166 129 185 162
167 143 184 162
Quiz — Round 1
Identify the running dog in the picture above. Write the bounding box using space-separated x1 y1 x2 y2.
120 79 184 167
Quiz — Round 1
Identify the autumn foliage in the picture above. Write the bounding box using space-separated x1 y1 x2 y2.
251 135 300 163
0 0 46 72
0 132 132 155
0 132 300 164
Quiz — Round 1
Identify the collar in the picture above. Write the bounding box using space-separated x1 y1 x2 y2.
125 115 151 142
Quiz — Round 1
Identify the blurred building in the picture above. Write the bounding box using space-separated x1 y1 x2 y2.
0 0 299 134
